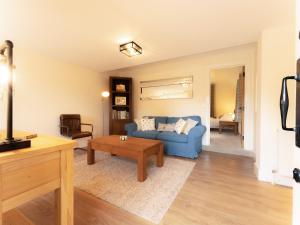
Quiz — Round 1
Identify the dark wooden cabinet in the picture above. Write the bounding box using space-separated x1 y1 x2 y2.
109 77 133 135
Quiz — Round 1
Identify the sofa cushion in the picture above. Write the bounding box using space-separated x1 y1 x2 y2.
157 123 175 132
167 116 201 124
174 118 187 134
145 116 168 129
132 130 159 139
141 118 155 131
167 117 180 124
154 117 168 128
157 131 188 143
183 119 199 135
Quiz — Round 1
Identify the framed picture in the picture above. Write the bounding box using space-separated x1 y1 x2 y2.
116 84 126 92
115 96 127 105
140 76 193 100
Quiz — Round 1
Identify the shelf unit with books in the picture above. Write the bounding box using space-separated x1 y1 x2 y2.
109 76 133 135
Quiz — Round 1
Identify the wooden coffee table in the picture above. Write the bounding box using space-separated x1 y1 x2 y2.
87 135 164 182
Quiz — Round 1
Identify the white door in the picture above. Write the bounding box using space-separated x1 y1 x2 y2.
294 147 300 224
293 2 300 224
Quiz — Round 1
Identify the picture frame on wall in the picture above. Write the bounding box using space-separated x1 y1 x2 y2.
115 96 127 105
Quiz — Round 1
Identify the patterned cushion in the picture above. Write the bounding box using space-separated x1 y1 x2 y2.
141 118 155 131
134 119 142 130
174 118 187 134
183 119 198 135
157 123 175 132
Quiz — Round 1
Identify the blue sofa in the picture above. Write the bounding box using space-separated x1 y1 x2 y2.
125 116 206 159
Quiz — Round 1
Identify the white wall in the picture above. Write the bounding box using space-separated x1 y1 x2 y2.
107 44 256 149
0 47 108 138
255 24 296 184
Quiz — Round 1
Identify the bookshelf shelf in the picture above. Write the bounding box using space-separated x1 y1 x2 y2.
112 105 130 107
112 91 130 94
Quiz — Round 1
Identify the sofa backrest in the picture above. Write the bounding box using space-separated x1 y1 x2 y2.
167 116 201 124
144 116 168 129
145 116 201 128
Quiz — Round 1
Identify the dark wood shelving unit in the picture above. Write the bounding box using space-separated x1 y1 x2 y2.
109 77 133 135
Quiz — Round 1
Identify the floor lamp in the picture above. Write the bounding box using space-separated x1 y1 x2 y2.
0 40 31 151
101 91 110 136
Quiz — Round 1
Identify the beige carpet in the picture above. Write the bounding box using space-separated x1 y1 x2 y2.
74 151 195 224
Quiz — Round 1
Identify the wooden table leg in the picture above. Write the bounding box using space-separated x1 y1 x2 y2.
157 144 164 167
234 124 238 135
137 153 147 182
56 149 74 225
87 141 95 165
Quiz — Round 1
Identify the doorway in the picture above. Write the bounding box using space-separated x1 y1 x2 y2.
207 66 249 156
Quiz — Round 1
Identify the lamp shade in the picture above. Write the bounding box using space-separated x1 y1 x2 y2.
120 41 142 57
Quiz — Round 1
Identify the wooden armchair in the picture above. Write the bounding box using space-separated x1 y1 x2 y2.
60 114 93 149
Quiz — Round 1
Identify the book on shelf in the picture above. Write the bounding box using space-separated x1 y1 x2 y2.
112 110 129 119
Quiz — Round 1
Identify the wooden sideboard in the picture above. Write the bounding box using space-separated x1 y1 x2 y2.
0 131 76 225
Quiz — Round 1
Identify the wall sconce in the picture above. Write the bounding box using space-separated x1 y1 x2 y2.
0 40 31 151
120 41 142 57
101 91 110 98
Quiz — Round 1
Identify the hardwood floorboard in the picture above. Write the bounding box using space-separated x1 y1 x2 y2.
5 151 291 225
3 210 34 225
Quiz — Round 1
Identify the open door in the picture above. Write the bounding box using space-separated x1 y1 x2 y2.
293 58 300 225
293 5 300 221
280 30 300 225
238 67 245 147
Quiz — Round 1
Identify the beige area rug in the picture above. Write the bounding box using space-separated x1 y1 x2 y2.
74 151 195 224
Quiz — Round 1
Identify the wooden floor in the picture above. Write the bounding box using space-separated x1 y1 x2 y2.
4 151 292 225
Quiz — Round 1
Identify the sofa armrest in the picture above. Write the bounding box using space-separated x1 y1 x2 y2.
125 123 137 136
188 125 206 142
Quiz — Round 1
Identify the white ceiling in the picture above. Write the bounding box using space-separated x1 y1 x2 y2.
0 0 293 72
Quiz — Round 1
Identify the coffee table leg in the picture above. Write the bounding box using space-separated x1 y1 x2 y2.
87 141 95 165
157 144 164 167
137 154 147 182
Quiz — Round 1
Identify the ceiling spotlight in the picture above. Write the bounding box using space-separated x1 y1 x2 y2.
120 41 142 57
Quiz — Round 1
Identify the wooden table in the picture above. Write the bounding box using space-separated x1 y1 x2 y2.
0 131 76 225
219 121 239 135
87 135 164 182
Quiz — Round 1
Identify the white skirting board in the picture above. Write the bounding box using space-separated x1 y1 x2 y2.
272 173 293 187
254 163 293 187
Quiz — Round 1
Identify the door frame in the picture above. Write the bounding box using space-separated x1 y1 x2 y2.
206 62 255 153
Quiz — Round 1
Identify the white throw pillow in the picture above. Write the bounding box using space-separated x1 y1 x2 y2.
174 118 187 134
183 119 198 135
141 118 155 131
157 123 175 132
134 119 142 130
